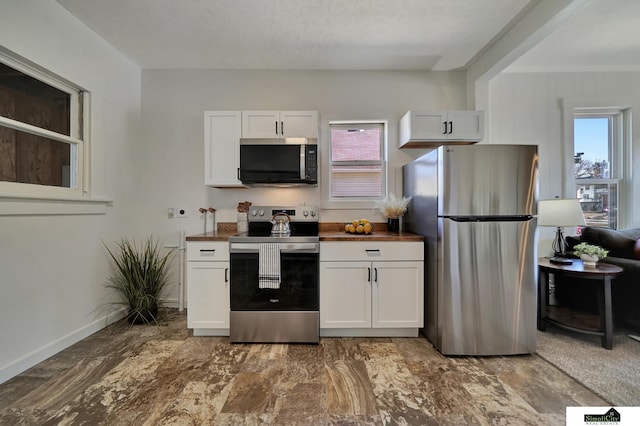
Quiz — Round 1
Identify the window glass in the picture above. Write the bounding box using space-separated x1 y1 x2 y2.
574 117 609 178
0 62 71 135
0 56 83 194
574 115 619 228
329 123 384 198
331 127 381 162
0 128 71 187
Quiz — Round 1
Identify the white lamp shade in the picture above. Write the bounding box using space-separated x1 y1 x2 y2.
538 199 587 227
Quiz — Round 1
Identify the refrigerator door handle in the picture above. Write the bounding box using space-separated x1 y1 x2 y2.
446 215 534 222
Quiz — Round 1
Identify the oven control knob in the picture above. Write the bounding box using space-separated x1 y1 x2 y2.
258 209 265 216
303 210 309 217
310 210 316 217
251 209 257 216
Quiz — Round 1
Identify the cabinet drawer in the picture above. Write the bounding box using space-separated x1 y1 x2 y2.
187 242 229 261
320 242 423 262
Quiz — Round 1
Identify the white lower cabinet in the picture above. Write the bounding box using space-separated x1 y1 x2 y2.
186 242 230 336
320 242 424 336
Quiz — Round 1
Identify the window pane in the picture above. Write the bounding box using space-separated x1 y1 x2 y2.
331 165 382 197
330 127 381 162
0 127 71 187
0 62 71 136
576 182 618 229
574 117 609 178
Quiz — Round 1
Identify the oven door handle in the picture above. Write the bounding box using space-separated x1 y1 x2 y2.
229 242 319 253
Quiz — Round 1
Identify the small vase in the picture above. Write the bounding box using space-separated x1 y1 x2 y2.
580 254 599 268
387 217 400 232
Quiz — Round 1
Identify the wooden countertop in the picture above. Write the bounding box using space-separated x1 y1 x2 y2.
319 230 423 241
185 230 238 241
186 222 423 242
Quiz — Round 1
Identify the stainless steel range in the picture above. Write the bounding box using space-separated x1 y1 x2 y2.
228 205 319 343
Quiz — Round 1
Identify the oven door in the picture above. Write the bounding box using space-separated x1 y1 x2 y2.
229 242 319 311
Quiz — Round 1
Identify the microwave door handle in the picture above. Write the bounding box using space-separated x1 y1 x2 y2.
300 144 305 180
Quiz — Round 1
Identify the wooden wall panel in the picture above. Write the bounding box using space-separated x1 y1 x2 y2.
0 86 69 186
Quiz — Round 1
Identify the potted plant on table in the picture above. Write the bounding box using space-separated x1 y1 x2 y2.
374 193 412 232
104 236 174 324
572 242 609 268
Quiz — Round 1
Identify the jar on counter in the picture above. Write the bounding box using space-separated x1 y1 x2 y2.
237 212 248 233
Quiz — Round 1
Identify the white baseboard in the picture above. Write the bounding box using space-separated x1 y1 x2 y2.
320 328 419 338
161 298 179 309
0 307 126 385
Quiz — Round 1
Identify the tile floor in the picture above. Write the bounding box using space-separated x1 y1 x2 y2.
0 309 606 425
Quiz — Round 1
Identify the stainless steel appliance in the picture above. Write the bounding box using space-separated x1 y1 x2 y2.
229 205 319 343
403 145 538 355
239 138 318 186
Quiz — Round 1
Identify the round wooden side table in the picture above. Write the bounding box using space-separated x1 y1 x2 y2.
538 257 623 349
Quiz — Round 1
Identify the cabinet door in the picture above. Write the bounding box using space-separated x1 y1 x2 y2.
407 111 448 140
448 111 484 141
320 261 371 328
204 111 244 187
372 261 423 328
280 111 318 138
241 111 279 138
187 261 230 330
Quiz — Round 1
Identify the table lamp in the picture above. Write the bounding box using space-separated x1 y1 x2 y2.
538 198 587 265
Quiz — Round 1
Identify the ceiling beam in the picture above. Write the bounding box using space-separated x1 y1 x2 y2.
466 0 593 108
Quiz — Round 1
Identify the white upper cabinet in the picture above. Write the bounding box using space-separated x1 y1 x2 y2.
242 110 318 138
204 111 245 187
399 110 484 147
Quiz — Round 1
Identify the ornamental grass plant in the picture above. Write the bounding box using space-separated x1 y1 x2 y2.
104 236 174 324
374 193 412 219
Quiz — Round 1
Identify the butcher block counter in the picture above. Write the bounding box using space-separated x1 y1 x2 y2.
185 229 237 241
186 222 423 242
318 222 423 241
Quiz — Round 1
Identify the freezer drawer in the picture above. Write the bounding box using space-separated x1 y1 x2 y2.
436 217 537 355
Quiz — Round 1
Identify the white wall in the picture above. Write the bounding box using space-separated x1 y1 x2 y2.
140 69 467 303
486 71 640 229
140 69 466 226
0 1 141 383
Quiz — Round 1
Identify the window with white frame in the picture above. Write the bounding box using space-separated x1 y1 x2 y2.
573 109 629 229
328 122 386 200
0 52 87 198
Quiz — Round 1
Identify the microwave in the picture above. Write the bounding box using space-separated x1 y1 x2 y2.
239 138 318 185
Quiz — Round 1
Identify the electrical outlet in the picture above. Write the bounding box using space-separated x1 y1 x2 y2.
175 207 188 218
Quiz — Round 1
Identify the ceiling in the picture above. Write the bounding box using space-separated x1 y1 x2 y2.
54 0 640 72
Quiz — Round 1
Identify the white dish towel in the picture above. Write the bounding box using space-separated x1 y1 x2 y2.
258 243 281 289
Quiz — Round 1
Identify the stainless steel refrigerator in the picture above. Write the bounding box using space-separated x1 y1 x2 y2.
403 144 538 356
